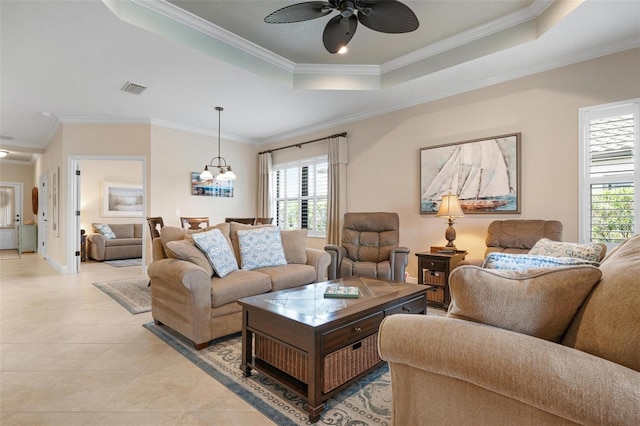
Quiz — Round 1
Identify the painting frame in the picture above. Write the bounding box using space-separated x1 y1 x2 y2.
420 133 521 214
102 181 144 217
191 172 234 198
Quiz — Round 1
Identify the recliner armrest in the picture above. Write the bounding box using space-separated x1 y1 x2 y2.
324 244 346 280
390 246 409 281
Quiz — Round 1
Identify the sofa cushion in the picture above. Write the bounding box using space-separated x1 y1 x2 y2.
192 229 239 278
562 234 640 372
447 265 602 342
108 223 134 239
166 240 214 277
482 252 596 270
210 270 272 308
104 238 142 247
529 238 605 263
257 264 317 291
280 229 308 264
93 223 116 239
237 227 287 271
160 226 188 258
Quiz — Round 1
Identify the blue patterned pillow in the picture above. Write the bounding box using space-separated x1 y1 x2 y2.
93 223 116 239
237 227 287 271
191 229 238 278
528 238 604 263
483 252 596 271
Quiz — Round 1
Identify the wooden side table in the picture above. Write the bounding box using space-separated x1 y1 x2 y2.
416 249 467 309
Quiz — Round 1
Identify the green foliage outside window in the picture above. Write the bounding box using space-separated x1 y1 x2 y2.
591 185 634 243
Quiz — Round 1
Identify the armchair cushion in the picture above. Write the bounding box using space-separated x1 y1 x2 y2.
447 265 602 342
482 252 596 270
528 238 605 263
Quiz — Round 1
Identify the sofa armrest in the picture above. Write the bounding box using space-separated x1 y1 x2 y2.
305 248 331 282
378 315 640 426
324 244 346 280
86 233 106 261
457 258 484 267
390 246 409 281
148 258 213 346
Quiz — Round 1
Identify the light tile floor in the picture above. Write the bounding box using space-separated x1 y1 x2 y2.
0 253 275 425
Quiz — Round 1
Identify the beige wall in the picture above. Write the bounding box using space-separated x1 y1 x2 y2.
262 48 640 279
34 48 640 276
149 126 258 229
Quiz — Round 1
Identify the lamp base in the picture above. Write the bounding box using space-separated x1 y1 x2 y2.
444 219 457 252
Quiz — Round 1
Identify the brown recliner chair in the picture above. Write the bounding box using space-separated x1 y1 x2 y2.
325 212 410 282
462 219 564 266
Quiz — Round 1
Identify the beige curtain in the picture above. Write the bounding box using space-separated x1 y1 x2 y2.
257 152 272 218
327 135 348 245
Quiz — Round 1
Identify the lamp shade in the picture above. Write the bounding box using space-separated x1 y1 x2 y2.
436 193 464 218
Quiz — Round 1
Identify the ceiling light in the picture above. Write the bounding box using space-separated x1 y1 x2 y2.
0 150 9 158
337 46 348 54
200 107 236 182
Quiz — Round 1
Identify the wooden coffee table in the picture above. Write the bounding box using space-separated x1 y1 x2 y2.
239 276 427 422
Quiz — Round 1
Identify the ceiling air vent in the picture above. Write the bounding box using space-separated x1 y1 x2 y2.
121 81 147 95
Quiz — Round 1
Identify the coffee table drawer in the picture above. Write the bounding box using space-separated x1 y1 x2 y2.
322 312 383 353
384 295 426 316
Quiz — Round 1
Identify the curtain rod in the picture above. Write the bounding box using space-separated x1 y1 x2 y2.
258 132 347 155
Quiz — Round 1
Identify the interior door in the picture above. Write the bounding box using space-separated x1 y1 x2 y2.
0 182 23 249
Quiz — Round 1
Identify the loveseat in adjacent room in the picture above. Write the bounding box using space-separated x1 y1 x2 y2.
87 223 143 261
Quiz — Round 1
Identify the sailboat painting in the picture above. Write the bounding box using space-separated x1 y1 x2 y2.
420 133 520 214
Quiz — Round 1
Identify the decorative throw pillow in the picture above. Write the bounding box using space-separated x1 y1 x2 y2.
229 222 273 264
447 265 602 342
280 229 308 264
237 227 287 271
529 238 604 263
482 252 596 270
159 226 188 258
191 229 238 278
166 240 214 277
93 223 116 239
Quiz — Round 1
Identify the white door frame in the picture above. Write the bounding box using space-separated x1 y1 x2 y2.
67 155 147 274
38 173 49 258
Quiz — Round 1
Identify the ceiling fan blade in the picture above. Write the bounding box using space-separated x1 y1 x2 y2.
357 0 419 33
322 14 358 53
265 2 333 24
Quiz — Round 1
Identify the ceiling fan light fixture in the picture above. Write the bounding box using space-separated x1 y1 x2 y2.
0 150 8 158
337 46 348 54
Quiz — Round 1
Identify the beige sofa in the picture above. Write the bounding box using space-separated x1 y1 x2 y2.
87 223 143 261
148 222 331 349
379 233 640 425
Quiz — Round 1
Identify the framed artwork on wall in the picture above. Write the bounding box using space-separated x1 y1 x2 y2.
420 133 521 214
191 172 234 197
102 181 143 217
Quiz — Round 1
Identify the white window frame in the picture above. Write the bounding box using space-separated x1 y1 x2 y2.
271 155 328 238
579 98 640 247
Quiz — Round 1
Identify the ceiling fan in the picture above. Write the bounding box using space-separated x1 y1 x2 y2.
264 0 419 54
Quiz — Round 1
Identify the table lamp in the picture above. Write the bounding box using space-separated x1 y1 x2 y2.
436 192 464 252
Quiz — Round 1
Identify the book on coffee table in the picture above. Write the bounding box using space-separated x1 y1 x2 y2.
324 285 359 298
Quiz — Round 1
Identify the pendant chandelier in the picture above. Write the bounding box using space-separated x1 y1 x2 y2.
200 106 236 181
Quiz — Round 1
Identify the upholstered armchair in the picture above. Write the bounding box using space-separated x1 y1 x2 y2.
325 212 409 282
461 219 564 266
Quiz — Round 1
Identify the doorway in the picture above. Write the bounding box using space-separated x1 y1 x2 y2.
0 182 23 250
68 156 146 274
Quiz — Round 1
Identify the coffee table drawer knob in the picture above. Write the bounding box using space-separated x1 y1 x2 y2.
354 327 362 334
402 306 411 312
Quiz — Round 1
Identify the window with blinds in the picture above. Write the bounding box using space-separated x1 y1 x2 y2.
580 100 639 246
272 156 328 237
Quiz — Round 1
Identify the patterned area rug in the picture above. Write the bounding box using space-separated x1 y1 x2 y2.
104 258 143 267
93 277 150 314
143 323 392 425
0 249 20 260
144 307 446 425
